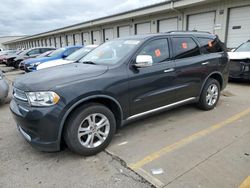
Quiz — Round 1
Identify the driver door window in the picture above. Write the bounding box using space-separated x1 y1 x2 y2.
138 39 170 64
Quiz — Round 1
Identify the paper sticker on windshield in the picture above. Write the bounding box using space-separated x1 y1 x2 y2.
182 42 188 49
124 40 140 45
155 49 161 57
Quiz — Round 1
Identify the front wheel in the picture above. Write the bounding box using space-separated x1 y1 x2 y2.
64 103 116 156
198 78 220 111
14 61 21 69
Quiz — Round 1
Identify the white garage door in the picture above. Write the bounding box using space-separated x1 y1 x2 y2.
104 28 114 42
227 6 250 48
92 30 101 45
118 26 131 38
82 32 90 45
158 18 178 32
51 38 55 47
66 34 74 46
188 12 215 33
74 33 81 45
56 37 61 48
136 22 151 35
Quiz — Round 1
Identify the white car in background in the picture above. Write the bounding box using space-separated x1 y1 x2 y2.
36 45 98 70
228 40 250 80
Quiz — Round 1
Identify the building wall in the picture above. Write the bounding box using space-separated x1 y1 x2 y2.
5 0 250 49
0 36 25 50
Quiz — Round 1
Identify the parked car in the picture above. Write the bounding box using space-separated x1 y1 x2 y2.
0 50 17 64
10 32 229 155
36 45 98 71
228 40 250 80
19 50 55 70
12 47 56 69
23 46 82 72
0 70 9 102
3 50 24 66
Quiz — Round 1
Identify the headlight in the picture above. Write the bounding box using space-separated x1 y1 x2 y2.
26 91 60 106
242 64 249 72
30 62 41 67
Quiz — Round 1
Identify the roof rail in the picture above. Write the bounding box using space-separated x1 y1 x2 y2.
166 30 211 34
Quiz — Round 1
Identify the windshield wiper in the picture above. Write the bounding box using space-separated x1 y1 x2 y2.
82 61 96 65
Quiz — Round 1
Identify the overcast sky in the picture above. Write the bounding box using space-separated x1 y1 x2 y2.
0 0 164 36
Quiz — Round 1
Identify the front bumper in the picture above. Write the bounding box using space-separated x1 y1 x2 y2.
10 99 63 152
229 60 250 80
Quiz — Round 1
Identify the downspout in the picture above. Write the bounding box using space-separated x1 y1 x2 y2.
170 0 184 31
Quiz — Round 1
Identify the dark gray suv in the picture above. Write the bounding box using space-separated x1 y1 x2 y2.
10 31 229 156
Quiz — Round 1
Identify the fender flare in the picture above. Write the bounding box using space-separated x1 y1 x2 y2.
199 71 224 96
57 94 123 145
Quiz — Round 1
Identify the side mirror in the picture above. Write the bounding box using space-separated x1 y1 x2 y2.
231 48 235 52
134 55 153 68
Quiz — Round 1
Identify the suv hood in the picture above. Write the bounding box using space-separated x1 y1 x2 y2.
14 63 108 91
228 52 250 60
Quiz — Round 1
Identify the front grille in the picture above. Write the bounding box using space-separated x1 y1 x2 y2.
13 88 28 102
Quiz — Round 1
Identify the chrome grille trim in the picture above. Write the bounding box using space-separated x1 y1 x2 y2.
13 88 28 102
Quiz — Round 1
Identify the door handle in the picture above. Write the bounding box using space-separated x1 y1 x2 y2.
202 62 210 65
164 68 175 73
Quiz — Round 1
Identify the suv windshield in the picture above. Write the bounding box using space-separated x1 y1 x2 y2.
48 48 65 57
79 39 142 65
66 47 95 61
235 42 250 52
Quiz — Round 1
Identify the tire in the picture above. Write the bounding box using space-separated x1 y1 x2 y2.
14 61 21 69
64 103 116 156
198 78 220 111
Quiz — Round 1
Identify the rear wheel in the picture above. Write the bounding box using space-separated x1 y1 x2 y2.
64 103 116 156
198 78 220 111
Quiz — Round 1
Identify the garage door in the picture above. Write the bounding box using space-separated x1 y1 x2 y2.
104 28 114 42
66 34 74 46
74 33 81 45
188 12 215 33
92 30 101 45
51 38 56 47
118 26 130 38
56 37 61 48
82 32 90 45
136 22 151 34
158 17 178 32
227 6 250 48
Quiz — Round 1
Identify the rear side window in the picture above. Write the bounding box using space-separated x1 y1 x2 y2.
138 39 170 64
172 37 200 59
198 37 224 53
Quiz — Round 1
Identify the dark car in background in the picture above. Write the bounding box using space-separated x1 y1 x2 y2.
3 50 24 66
12 47 55 68
0 50 17 64
228 40 250 81
10 32 229 156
